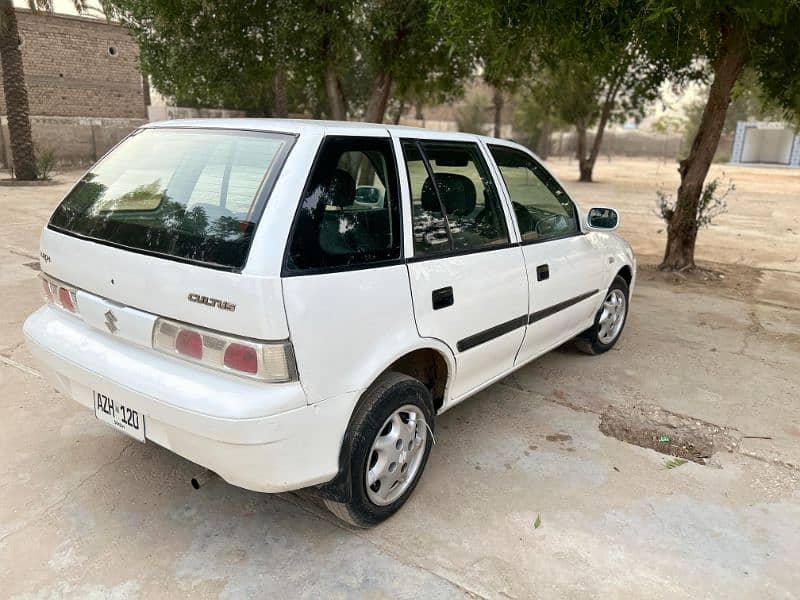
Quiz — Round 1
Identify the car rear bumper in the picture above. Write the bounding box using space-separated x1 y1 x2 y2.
23 306 355 493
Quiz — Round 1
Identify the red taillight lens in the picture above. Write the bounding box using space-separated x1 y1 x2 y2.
58 287 76 312
175 330 203 359
223 343 258 374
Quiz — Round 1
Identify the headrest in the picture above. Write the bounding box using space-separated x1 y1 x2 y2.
324 168 356 208
420 173 476 216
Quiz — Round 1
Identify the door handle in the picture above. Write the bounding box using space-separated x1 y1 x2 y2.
536 264 549 281
432 286 454 310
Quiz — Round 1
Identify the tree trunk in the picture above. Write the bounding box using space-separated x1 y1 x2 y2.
575 121 592 182
364 71 392 124
660 14 749 271
324 63 347 120
536 120 552 159
324 66 347 121
141 74 151 107
492 87 504 138
581 87 617 183
392 98 405 125
273 68 288 118
0 1 37 180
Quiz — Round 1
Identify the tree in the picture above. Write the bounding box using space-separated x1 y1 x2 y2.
0 1 87 180
565 44 669 182
641 1 800 270
436 1 671 181
106 0 474 124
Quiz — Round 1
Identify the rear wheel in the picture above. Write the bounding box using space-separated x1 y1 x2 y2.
575 275 629 355
323 371 434 527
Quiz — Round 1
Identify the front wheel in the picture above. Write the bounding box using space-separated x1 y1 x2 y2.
575 275 629 355
323 371 434 527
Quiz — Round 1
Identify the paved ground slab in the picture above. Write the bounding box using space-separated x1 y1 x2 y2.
1 160 799 598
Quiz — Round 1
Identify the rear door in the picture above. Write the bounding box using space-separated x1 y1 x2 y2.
399 139 528 401
280 133 417 404
487 144 603 363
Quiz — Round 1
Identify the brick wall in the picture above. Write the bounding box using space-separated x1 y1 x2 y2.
0 9 145 119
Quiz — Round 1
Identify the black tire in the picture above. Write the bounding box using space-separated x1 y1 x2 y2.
323 371 435 528
575 275 630 355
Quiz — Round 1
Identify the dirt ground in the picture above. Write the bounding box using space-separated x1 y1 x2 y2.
1 158 799 598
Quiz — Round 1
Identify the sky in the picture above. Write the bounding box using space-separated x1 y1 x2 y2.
13 0 105 17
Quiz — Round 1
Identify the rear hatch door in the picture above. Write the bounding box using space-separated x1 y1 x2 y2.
42 126 295 341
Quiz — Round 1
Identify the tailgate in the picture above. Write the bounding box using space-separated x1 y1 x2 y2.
40 227 288 341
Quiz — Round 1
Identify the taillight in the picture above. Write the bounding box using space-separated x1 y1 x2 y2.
58 287 76 312
40 274 80 316
175 330 203 359
153 318 297 382
41 277 53 303
224 343 258 373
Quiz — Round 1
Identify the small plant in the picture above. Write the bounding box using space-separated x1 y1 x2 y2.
35 147 58 181
655 174 735 229
665 458 688 470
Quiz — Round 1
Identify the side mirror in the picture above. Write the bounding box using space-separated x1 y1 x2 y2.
587 207 619 231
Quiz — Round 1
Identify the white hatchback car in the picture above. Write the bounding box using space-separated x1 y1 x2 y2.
25 120 634 526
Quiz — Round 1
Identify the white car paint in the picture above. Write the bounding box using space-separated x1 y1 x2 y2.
23 119 635 494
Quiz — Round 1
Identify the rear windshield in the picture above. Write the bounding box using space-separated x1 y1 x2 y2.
49 128 293 270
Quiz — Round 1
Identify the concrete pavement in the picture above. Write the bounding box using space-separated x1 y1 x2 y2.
1 166 798 598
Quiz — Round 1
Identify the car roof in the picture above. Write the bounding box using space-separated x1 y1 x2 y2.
144 117 518 147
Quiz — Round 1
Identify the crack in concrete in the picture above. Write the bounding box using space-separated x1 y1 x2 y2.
275 492 489 599
0 441 134 545
2 244 39 260
0 355 40 378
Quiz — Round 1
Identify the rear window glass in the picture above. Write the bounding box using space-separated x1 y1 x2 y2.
49 128 293 270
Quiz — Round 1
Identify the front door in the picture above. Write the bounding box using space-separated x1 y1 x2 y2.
399 139 528 402
487 144 603 363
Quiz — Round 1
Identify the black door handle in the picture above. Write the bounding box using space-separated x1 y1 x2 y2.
536 264 549 281
432 286 454 310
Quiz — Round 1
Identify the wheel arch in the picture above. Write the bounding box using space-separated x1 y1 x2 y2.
616 264 633 287
317 341 454 503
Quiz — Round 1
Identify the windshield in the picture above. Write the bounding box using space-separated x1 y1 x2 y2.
49 128 293 270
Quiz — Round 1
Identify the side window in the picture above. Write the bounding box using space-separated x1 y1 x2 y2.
489 146 579 242
402 140 509 257
287 136 401 272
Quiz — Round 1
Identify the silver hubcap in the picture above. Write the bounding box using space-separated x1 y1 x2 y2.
598 288 626 344
366 405 427 506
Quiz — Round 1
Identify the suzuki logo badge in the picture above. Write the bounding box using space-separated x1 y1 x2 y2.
104 309 118 334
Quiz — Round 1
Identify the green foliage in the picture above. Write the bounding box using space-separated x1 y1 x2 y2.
34 146 56 180
639 0 800 124
103 0 474 120
456 93 490 135
655 175 735 229
436 0 673 174
664 458 688 469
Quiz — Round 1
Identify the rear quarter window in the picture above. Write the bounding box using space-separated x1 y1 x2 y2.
49 128 294 270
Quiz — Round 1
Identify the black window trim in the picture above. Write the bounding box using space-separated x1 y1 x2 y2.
47 126 298 274
400 137 512 261
487 143 585 247
414 139 455 251
281 134 405 278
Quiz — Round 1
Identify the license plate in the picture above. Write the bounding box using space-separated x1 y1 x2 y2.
94 391 146 442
